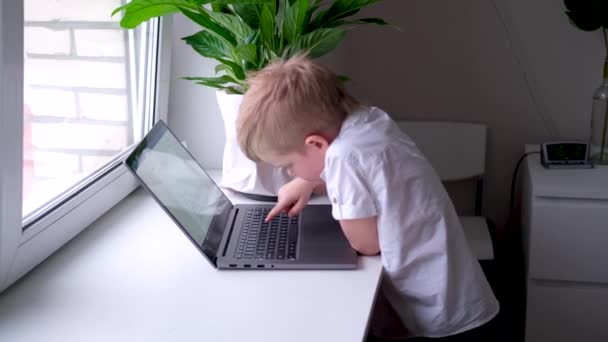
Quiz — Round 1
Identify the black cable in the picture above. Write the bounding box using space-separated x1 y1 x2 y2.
508 151 540 214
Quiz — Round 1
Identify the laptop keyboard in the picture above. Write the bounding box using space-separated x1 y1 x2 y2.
235 208 299 260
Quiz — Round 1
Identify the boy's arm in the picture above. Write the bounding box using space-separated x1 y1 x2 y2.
266 178 324 221
339 217 380 255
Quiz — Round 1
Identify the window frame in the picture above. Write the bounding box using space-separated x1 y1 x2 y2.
0 0 171 293
0 0 24 292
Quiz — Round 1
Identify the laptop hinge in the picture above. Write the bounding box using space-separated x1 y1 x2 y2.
217 207 239 259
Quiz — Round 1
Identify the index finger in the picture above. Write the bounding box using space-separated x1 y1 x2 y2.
265 202 290 222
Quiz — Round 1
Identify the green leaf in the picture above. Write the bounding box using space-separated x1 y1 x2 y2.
236 43 258 63
205 0 271 4
111 3 131 17
180 33 245 79
308 0 322 15
182 34 246 80
276 0 287 39
310 0 383 30
210 3 229 13
215 63 233 74
314 8 360 28
283 1 298 43
223 86 245 95
283 0 309 44
357 17 388 25
208 11 255 42
286 28 347 59
244 29 260 44
183 30 230 59
295 0 309 35
259 5 276 51
326 17 389 28
216 57 247 79
179 7 238 46
184 75 241 85
266 0 276 16
232 4 261 29
188 79 244 94
256 36 269 68
112 0 198 28
188 0 214 5
337 74 351 83
185 74 246 93
243 29 264 67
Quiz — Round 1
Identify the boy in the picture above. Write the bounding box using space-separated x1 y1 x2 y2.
236 55 499 339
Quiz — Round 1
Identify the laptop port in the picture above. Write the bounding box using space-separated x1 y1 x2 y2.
244 264 251 268
257 265 264 268
229 264 237 268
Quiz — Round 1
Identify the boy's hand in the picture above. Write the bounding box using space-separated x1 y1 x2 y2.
265 178 321 221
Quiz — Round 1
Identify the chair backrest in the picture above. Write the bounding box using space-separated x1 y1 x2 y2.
396 121 487 182
398 122 494 261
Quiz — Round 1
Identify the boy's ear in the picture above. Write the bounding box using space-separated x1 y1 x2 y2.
304 134 329 151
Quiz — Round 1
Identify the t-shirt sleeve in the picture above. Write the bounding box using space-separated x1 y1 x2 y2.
322 153 378 220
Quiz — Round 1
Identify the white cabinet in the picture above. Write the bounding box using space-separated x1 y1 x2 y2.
522 148 608 342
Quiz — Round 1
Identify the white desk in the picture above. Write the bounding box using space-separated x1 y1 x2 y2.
0 175 383 342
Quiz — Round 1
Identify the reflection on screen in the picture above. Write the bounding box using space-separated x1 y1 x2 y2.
129 123 233 262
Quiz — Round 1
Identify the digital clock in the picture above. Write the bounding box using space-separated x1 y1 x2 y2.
540 141 593 169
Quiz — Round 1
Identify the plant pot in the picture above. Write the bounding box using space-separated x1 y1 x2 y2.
216 90 291 197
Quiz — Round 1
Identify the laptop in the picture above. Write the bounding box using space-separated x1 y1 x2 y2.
124 120 357 270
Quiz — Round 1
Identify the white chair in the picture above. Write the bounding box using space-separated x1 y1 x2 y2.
396 121 495 261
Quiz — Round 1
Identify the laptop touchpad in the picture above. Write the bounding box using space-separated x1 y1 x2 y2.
299 206 354 260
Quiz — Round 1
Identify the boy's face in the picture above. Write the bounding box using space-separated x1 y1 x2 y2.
264 135 328 182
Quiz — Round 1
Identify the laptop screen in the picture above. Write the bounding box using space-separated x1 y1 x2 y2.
125 121 233 264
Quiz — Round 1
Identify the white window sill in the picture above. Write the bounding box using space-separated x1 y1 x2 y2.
0 170 383 342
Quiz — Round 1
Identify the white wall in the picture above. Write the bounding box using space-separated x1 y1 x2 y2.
168 16 224 169
168 0 606 225
336 0 605 225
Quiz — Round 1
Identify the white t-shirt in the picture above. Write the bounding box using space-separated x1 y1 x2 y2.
320 107 499 338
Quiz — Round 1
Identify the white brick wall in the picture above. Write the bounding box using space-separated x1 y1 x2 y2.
25 59 127 89
23 0 142 208
24 27 71 55
82 155 114 171
32 123 127 150
26 89 77 118
79 93 128 121
25 0 122 22
74 29 126 57
32 151 79 177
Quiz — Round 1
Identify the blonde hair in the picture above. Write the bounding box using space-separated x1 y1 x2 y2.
237 54 362 162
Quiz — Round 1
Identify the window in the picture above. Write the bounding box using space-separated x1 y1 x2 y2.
0 0 168 292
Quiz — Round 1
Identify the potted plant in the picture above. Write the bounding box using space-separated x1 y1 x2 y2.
113 0 388 197
564 0 608 164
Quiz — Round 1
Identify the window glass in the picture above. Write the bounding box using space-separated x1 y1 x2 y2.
22 0 152 218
